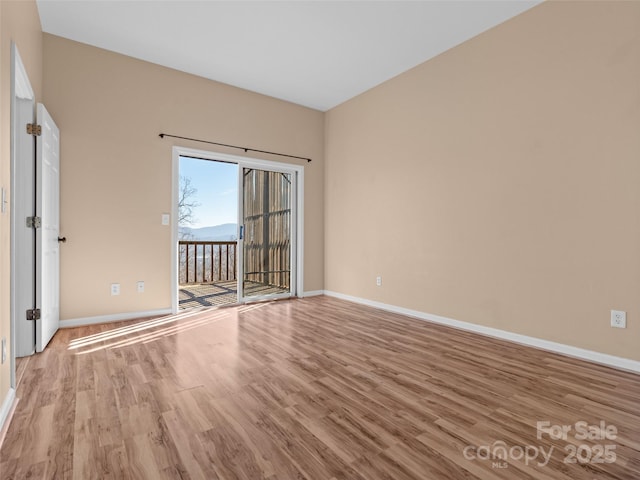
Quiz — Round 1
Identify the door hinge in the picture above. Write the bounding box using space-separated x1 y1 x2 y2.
26 308 41 321
26 123 42 136
26 216 41 228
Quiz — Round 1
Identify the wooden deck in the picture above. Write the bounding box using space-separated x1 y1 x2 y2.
179 281 289 309
179 281 239 308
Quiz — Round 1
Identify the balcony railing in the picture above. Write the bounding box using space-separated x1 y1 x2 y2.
179 240 237 285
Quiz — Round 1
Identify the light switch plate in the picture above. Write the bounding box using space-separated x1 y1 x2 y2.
161 214 170 225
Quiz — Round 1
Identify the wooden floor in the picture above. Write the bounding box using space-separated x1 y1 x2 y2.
1 296 639 479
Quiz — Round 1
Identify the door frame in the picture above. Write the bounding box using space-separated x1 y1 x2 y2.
170 146 305 313
9 43 36 389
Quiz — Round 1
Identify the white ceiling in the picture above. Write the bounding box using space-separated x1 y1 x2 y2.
36 0 540 111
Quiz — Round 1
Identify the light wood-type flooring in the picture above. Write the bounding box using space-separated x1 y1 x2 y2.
1 296 639 479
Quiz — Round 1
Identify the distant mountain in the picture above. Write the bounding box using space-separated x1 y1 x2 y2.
180 223 237 241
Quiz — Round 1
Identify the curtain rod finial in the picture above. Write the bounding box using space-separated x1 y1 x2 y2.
159 133 165 139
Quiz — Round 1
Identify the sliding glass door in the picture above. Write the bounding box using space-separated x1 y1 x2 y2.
238 167 296 302
172 146 303 312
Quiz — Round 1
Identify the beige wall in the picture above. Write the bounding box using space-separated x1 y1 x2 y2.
0 0 42 409
325 1 640 361
42 34 324 320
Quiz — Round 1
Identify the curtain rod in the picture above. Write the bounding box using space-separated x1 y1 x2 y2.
158 133 312 163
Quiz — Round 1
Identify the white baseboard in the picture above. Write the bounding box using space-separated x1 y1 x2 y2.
302 290 324 298
59 308 173 329
0 387 17 447
323 290 640 374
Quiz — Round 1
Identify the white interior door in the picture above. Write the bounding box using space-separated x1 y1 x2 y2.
35 103 60 352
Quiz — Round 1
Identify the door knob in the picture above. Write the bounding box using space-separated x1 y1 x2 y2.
57 236 67 243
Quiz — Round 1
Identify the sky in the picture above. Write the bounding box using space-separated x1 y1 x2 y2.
179 156 238 228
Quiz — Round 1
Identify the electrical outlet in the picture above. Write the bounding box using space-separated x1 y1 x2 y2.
376 275 382 287
137 281 145 293
111 283 120 296
611 310 626 328
1 337 6 364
